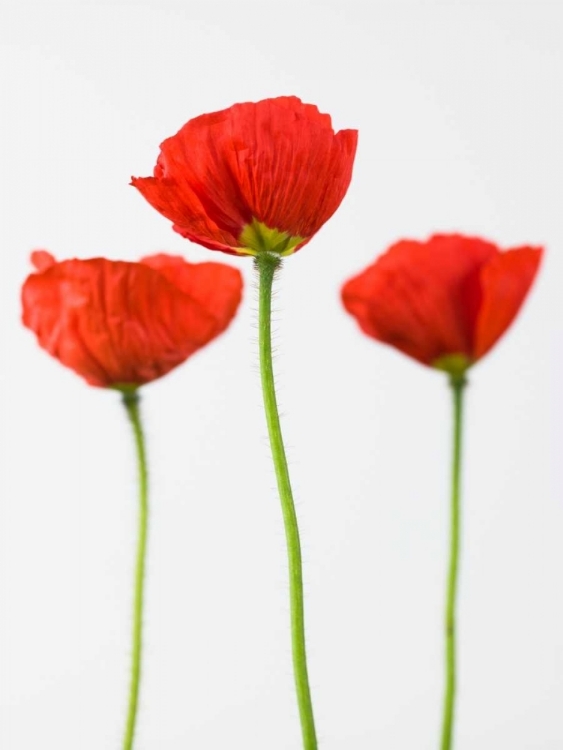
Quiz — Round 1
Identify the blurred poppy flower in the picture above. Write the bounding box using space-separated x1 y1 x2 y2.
132 96 358 257
341 234 543 374
22 251 243 388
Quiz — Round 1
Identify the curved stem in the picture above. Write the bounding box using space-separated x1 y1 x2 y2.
255 253 318 750
440 374 466 750
121 390 149 750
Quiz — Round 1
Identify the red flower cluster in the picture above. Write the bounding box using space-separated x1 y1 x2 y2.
341 235 543 373
132 96 358 257
22 251 243 388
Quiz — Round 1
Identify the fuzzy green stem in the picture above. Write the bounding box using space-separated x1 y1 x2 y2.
440 374 466 750
121 390 149 750
255 252 318 750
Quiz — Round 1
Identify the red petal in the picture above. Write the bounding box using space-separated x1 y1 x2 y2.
341 235 497 366
473 246 543 359
140 254 243 335
224 98 357 240
259 96 334 128
31 250 57 271
21 258 237 387
130 173 241 254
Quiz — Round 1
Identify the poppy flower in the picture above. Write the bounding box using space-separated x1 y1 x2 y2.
22 251 243 388
131 96 358 257
341 234 543 374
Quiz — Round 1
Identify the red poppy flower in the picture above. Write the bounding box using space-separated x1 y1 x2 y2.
341 234 543 373
22 251 243 388
131 96 358 257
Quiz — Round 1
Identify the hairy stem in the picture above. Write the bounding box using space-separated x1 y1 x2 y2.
255 252 318 750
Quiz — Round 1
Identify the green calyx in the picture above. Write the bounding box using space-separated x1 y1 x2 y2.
433 354 471 385
239 218 305 257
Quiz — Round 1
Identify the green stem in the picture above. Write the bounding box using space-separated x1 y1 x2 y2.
255 253 318 750
440 374 466 750
121 390 149 750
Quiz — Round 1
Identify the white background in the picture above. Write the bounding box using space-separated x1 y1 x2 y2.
1 1 562 748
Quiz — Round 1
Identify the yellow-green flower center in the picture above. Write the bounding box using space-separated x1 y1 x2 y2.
238 218 306 256
433 353 472 378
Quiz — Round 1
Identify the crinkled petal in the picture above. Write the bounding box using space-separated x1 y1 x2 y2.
140 254 243 334
222 98 358 240
21 256 239 387
131 173 240 253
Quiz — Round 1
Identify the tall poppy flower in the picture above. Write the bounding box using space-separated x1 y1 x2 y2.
134 97 358 750
132 96 357 258
341 234 543 750
22 250 242 750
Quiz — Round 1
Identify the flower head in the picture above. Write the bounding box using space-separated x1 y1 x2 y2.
341 234 543 374
22 251 243 388
132 96 358 257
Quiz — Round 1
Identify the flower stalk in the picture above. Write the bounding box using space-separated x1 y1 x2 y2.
440 373 466 750
121 389 149 750
255 252 318 750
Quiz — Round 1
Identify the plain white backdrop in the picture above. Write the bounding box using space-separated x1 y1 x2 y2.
1 1 562 748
